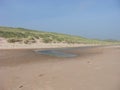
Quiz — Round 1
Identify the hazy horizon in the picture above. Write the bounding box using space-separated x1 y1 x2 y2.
0 0 120 40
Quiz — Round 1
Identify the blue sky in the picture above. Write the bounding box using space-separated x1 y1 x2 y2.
0 0 120 40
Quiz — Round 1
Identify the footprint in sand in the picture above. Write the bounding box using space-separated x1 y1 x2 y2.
19 85 23 88
39 74 44 77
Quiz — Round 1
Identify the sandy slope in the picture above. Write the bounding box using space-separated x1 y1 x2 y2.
0 37 99 49
0 46 120 90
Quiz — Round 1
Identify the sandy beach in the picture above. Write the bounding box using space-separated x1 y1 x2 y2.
0 46 120 90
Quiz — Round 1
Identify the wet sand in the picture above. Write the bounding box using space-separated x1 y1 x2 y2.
0 46 120 90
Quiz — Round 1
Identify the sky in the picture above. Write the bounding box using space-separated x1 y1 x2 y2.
0 0 120 40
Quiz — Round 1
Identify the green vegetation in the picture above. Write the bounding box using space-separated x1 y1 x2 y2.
0 26 119 44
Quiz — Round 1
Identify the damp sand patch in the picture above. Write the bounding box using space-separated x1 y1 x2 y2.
35 50 77 58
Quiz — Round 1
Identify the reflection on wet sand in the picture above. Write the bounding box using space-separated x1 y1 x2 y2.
0 46 103 67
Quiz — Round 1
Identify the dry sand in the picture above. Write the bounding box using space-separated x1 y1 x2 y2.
0 46 120 90
0 42 99 49
0 37 99 49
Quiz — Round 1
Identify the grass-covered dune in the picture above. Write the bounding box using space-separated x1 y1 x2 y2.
0 26 119 45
